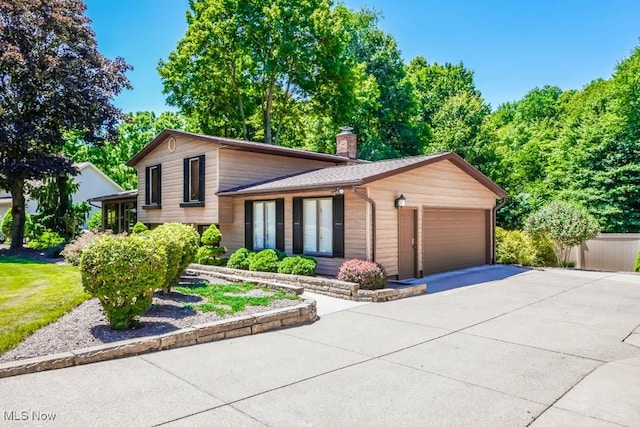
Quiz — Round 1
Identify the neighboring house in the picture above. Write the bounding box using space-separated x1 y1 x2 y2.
92 128 508 278
0 162 124 230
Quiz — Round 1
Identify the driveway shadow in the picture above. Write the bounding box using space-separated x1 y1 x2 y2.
391 264 530 294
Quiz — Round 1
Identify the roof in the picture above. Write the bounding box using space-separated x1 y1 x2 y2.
217 152 509 198
127 129 364 167
74 162 124 192
88 189 138 202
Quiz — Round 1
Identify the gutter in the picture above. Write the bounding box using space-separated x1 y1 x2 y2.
351 186 376 262
491 198 509 264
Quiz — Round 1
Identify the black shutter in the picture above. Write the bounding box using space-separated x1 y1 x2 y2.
156 164 162 204
183 158 189 202
144 166 150 205
275 198 284 252
333 195 344 258
292 197 303 254
198 155 205 202
244 200 253 250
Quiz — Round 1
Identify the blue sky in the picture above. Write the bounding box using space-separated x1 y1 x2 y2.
84 0 640 114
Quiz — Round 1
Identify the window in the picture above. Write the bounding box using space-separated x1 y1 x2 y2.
182 155 205 207
144 164 161 207
105 203 118 232
303 198 333 254
293 195 344 257
253 201 276 250
244 199 284 251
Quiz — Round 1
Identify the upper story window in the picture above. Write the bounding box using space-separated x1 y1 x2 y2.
144 164 161 207
181 155 205 207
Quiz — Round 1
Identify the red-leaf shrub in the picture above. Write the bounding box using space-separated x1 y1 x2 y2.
337 259 387 290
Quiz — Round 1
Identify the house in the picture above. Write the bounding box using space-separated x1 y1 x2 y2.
92 128 508 279
0 162 124 230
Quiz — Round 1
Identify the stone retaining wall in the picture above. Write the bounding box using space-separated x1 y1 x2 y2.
0 298 316 379
188 264 427 302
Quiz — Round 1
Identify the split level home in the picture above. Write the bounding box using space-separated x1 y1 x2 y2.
90 128 508 279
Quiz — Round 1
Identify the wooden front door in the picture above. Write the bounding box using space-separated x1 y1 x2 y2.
398 208 417 279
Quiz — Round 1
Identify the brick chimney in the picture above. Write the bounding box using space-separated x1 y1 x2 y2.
336 126 357 159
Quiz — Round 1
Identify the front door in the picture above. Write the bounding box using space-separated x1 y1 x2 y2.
398 208 417 279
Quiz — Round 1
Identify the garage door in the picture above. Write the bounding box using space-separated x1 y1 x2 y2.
422 208 489 275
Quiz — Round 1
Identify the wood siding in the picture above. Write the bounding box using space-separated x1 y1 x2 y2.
218 148 338 192
368 159 499 276
220 189 367 276
136 134 340 227
137 135 220 225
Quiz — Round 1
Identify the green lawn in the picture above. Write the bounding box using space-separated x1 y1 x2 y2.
175 282 299 316
0 256 89 354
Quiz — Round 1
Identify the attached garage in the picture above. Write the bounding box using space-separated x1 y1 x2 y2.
422 208 490 275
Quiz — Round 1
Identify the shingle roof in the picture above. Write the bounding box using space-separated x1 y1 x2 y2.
217 152 508 197
88 189 138 202
127 129 364 167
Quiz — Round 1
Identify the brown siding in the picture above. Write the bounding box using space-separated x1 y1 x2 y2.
136 135 340 227
220 190 367 277
218 148 337 192
368 159 498 276
137 135 220 225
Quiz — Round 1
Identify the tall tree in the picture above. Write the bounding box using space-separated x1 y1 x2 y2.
0 0 130 250
341 7 420 159
405 57 490 163
159 0 355 145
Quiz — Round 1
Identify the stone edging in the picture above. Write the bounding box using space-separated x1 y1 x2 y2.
188 264 427 302
0 298 317 379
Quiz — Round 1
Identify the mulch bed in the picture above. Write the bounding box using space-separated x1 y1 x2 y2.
0 275 301 363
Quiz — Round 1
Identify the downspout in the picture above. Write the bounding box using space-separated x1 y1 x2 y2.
351 186 376 262
492 198 509 264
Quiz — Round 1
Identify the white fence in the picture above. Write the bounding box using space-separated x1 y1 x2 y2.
571 234 640 272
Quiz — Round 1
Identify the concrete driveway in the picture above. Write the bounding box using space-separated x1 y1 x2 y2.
1 267 639 426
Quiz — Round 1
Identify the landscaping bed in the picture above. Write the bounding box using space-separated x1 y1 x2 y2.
0 276 303 363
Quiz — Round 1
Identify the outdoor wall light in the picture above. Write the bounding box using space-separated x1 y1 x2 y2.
394 194 406 208
332 187 344 195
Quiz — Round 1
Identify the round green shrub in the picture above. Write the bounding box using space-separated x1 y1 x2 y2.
496 227 557 267
152 223 200 266
131 221 148 234
195 245 228 265
274 249 287 261
531 234 557 266
79 234 167 329
635 250 640 272
145 230 182 293
495 227 537 266
249 249 280 272
337 259 387 290
1 208 33 240
201 224 222 246
87 211 102 232
277 255 317 276
227 248 254 270
26 230 66 249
